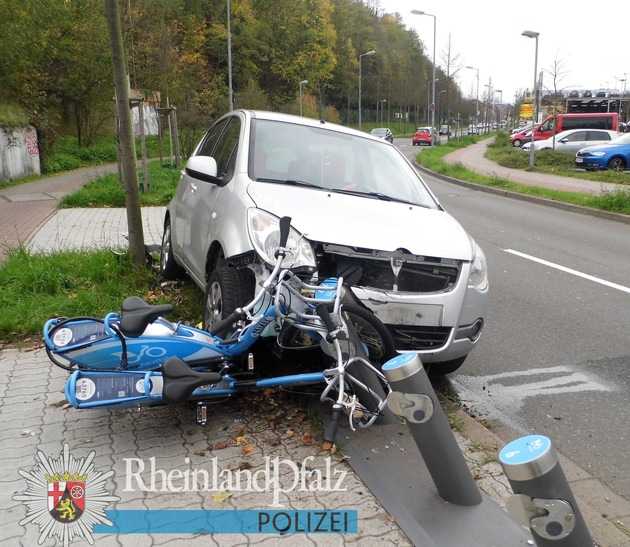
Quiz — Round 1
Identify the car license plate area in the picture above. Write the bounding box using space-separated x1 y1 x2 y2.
576 157 583 163
366 302 443 326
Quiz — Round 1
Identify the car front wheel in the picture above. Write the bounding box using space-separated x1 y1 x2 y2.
608 157 626 171
203 266 255 332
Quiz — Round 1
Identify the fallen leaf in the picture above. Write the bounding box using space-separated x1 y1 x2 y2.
302 433 314 446
321 441 336 453
241 444 255 456
212 441 229 450
286 429 295 438
235 435 247 446
212 491 232 504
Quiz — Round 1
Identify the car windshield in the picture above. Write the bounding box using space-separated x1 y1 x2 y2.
371 128 387 135
612 133 630 145
250 119 438 208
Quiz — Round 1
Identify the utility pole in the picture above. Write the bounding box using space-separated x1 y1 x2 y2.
227 0 234 110
104 0 145 266
522 30 540 169
358 50 376 130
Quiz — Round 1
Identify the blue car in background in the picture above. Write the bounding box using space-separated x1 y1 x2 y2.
576 133 630 171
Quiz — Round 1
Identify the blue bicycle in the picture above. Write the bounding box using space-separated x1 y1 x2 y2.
44 217 394 442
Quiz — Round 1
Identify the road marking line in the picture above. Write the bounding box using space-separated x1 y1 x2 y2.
504 248 630 294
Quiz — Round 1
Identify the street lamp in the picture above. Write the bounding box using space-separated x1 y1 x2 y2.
227 0 233 110
358 49 376 129
465 65 480 130
495 89 503 128
437 89 446 135
522 30 540 168
411 10 437 143
299 80 308 117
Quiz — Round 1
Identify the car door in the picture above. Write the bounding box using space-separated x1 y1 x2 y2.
187 115 242 280
586 130 612 147
559 131 588 153
175 118 229 279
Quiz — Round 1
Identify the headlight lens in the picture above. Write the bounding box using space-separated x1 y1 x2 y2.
468 240 488 291
590 151 606 157
247 208 316 269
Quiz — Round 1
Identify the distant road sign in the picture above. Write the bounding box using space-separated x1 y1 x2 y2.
519 103 533 119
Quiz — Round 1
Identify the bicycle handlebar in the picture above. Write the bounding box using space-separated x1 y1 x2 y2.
210 309 245 336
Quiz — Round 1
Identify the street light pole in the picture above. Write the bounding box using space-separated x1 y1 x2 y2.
227 0 233 110
495 89 503 127
522 30 540 169
411 10 437 144
358 49 376 130
465 65 480 131
380 99 387 124
299 80 308 117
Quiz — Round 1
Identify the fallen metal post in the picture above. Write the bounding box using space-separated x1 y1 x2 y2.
499 435 593 546
382 353 482 506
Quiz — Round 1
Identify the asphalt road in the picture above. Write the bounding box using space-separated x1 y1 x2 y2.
395 138 630 501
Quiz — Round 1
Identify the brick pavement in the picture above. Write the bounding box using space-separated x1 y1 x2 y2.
28 207 166 253
0 348 520 546
0 163 119 261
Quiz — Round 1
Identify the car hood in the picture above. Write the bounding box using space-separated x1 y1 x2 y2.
580 143 626 154
246 183 473 260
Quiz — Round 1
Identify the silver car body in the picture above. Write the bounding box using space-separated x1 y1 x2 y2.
522 129 619 154
166 110 487 364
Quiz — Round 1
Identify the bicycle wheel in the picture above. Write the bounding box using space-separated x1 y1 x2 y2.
340 303 396 364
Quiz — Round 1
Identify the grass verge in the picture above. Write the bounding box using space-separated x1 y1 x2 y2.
486 133 630 184
60 162 180 208
417 136 630 215
0 249 203 341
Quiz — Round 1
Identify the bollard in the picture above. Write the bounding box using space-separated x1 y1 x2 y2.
499 435 593 547
382 353 482 506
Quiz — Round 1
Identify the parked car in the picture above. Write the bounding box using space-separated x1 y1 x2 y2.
524 112 619 143
568 90 580 98
521 129 618 154
575 133 630 171
161 110 488 373
439 124 450 136
467 125 480 135
582 90 593 98
412 127 432 146
511 125 539 147
370 127 394 143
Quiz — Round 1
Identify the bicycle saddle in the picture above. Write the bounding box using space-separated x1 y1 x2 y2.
161 357 222 403
119 296 173 337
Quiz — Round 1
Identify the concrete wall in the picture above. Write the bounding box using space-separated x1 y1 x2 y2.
131 103 159 136
0 126 41 181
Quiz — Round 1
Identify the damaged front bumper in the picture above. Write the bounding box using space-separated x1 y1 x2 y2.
350 261 487 362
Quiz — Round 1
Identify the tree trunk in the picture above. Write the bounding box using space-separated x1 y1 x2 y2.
104 0 145 267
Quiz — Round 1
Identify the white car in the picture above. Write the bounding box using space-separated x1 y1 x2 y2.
161 110 488 374
522 129 619 154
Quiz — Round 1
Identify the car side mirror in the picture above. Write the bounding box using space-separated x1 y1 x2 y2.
185 155 219 183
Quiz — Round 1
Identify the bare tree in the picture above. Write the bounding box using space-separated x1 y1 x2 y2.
441 33 461 129
545 54 569 149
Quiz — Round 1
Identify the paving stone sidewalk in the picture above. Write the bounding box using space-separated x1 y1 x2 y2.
0 163 119 261
0 348 519 546
27 207 166 253
444 138 626 195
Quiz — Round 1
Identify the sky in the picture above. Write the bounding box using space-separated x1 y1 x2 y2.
384 0 629 103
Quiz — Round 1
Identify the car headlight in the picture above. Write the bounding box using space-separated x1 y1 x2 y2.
589 151 606 157
468 240 488 291
247 208 316 269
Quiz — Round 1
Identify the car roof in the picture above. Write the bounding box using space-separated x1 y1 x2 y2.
243 110 387 144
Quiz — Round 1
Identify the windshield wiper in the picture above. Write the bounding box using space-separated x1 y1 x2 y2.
255 177 326 190
329 188 429 208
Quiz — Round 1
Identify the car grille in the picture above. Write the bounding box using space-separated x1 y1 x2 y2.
317 244 461 293
388 325 452 350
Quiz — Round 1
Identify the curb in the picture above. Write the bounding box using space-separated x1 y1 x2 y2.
414 160 630 226
455 408 630 546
